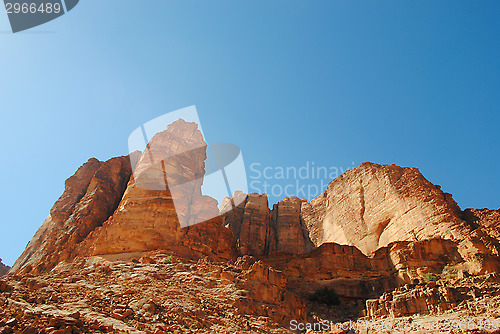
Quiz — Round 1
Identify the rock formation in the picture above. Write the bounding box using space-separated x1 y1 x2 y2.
462 208 500 239
301 162 472 255
6 118 500 333
12 119 237 275
366 282 469 318
365 273 500 321
221 193 313 257
0 259 9 276
221 192 273 256
270 197 314 254
11 156 132 274
79 119 237 262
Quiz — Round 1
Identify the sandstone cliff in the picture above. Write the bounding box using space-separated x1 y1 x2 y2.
221 162 480 260
301 162 472 255
220 192 314 256
218 164 500 293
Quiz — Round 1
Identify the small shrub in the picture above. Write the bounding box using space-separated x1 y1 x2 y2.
423 273 439 283
163 255 173 265
470 269 481 276
445 273 457 280
309 287 340 306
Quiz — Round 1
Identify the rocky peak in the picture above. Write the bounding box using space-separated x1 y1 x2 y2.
270 197 314 254
0 259 10 276
11 155 133 274
81 119 231 259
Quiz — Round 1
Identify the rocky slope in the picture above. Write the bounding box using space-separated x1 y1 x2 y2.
1 254 303 333
307 273 500 334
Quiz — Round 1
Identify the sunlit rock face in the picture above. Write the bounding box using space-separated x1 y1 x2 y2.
302 162 472 255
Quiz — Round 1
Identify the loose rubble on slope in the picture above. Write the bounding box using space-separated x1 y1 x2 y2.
0 254 304 334
307 273 500 333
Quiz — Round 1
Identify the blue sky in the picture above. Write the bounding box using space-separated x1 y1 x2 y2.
1 0 499 266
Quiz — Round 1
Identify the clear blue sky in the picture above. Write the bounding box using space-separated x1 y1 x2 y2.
1 0 499 266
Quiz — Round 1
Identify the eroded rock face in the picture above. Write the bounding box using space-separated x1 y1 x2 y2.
219 163 499 286
0 259 10 276
302 162 472 255
221 193 314 256
263 238 473 300
50 158 103 222
264 242 394 299
458 208 500 274
375 239 464 283
223 162 477 259
221 192 273 256
271 197 314 254
235 259 306 324
462 208 500 239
